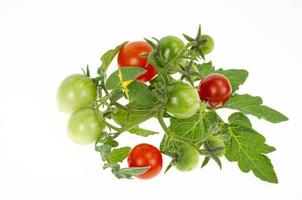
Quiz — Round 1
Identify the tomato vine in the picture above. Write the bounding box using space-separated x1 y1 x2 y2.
57 25 288 183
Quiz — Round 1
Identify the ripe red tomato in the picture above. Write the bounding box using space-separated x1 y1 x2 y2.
117 41 157 82
198 73 232 107
127 143 163 179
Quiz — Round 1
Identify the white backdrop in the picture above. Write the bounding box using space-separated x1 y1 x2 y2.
1 0 301 199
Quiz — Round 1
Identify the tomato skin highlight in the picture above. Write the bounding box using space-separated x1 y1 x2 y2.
57 74 97 113
173 144 200 172
128 143 163 179
67 108 105 144
198 73 232 107
166 82 200 119
118 41 157 82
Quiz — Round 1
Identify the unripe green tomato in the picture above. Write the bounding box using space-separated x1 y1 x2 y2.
159 36 185 62
67 108 105 144
57 74 97 113
166 82 200 119
206 138 226 157
173 144 200 172
200 35 214 55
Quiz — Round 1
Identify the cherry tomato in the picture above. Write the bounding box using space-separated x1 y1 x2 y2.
200 35 214 55
68 108 105 144
118 41 157 82
57 74 97 113
198 73 232 107
159 35 185 61
166 82 200 119
127 143 163 179
173 144 200 172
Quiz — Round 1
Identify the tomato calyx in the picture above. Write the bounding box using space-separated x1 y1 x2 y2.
183 25 214 59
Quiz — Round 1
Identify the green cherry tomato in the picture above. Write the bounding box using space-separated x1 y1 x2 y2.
57 74 97 113
173 144 200 172
159 35 185 62
200 35 214 55
206 137 226 157
166 82 200 119
67 108 105 144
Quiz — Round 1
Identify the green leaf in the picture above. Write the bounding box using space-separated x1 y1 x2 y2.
107 147 131 163
224 94 288 123
195 61 215 78
111 108 141 124
95 144 111 161
194 66 248 93
111 109 158 137
128 81 158 109
109 89 124 102
101 137 119 147
105 67 146 90
216 69 248 93
144 38 157 49
225 112 278 183
114 167 150 179
203 111 225 135
169 113 208 143
99 42 127 72
201 156 210 168
183 33 194 42
128 127 158 137
160 135 177 156
228 112 252 128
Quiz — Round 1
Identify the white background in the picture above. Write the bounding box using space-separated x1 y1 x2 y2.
0 0 301 199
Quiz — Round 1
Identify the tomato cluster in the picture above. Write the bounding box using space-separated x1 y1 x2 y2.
57 31 232 180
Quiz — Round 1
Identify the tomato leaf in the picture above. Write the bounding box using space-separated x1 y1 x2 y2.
224 94 288 123
99 42 127 73
225 112 278 183
109 89 124 102
114 166 150 179
161 110 227 156
203 111 225 136
201 156 210 168
128 127 158 137
111 109 158 137
105 67 146 90
169 113 208 143
194 63 248 93
216 69 248 93
100 136 119 147
95 144 111 161
195 61 215 78
159 135 177 156
128 81 159 109
107 147 131 163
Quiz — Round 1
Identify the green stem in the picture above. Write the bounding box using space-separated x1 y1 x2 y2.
99 116 120 131
93 75 105 82
157 111 172 137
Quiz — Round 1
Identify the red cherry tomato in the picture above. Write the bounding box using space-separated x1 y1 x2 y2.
117 41 157 82
127 143 163 179
198 73 232 107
